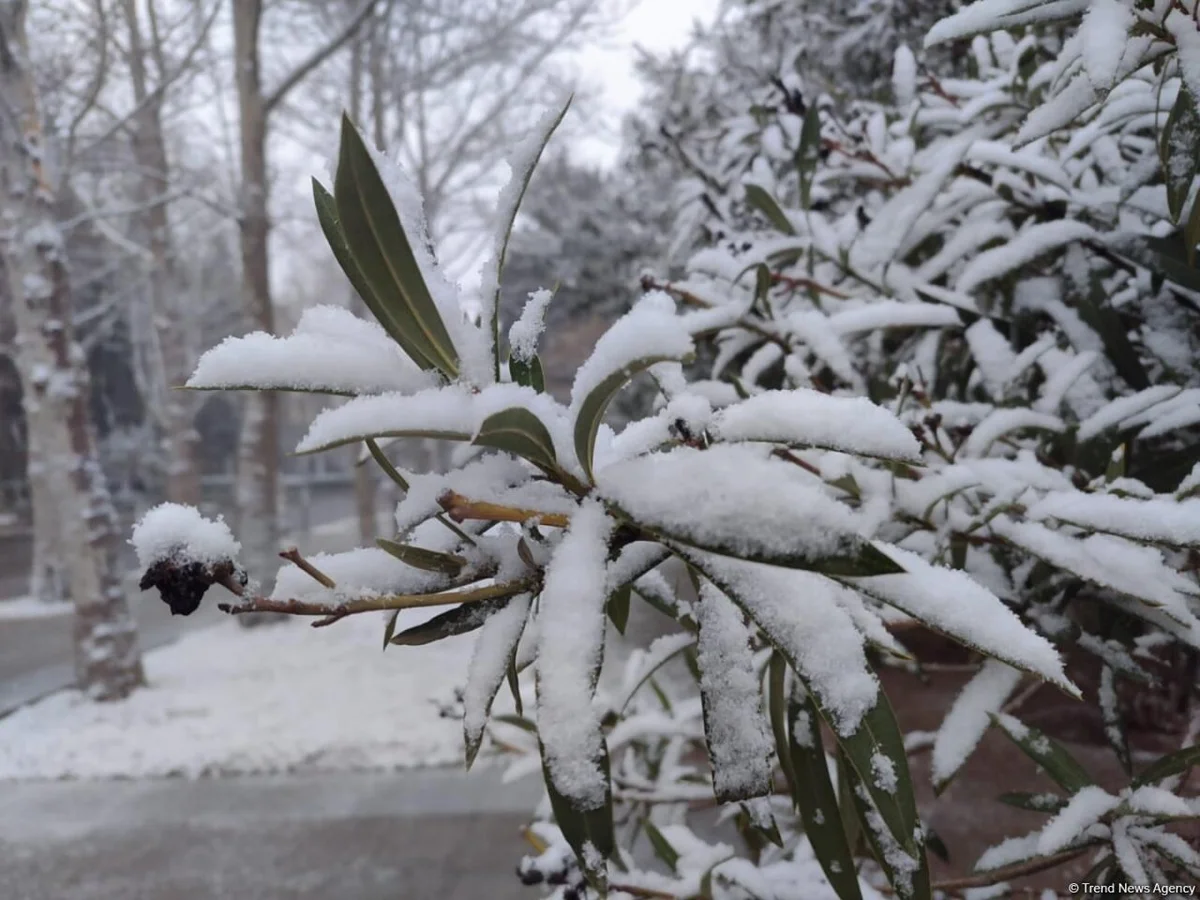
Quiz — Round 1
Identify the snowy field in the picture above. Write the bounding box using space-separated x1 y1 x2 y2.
0 596 73 620
0 609 481 780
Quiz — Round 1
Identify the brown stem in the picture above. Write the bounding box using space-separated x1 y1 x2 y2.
931 846 1092 893
771 271 850 299
216 578 535 626
280 546 336 589
438 490 570 529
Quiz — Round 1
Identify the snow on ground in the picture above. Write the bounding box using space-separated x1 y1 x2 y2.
0 610 479 780
0 596 73 621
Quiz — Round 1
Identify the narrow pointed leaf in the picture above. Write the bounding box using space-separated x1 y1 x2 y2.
744 183 796 234
768 652 798 802
997 792 1067 814
509 353 546 392
389 599 506 647
575 355 686 481
1132 745 1200 788
464 593 532 768
376 538 466 575
474 407 560 473
842 759 931 900
334 115 459 377
643 821 680 872
789 690 865 900
484 95 573 378
991 713 1094 794
607 583 631 635
314 178 440 372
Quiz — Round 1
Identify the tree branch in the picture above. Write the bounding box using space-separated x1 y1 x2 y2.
262 0 378 117
437 490 571 528
216 577 536 624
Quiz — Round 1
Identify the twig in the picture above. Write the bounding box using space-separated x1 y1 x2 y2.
216 578 535 626
930 846 1092 893
280 547 336 589
771 271 850 299
438 490 571 529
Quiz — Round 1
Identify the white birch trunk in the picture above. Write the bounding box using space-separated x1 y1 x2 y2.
0 0 144 700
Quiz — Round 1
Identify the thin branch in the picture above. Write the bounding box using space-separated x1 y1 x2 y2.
929 846 1094 893
280 547 335 589
438 490 571 529
262 0 378 116
216 577 535 624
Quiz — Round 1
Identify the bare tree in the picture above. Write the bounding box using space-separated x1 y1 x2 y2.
0 0 144 700
229 0 378 590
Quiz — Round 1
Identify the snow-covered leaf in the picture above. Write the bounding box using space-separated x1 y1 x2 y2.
931 659 1023 791
695 584 774 802
710 389 921 461
388 599 504 647
473 407 560 475
788 689 865 900
845 544 1075 694
601 445 904 575
992 713 1094 794
571 293 694 480
464 593 532 767
331 117 460 377
376 538 467 576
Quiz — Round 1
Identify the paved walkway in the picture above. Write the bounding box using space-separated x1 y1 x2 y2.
0 767 544 900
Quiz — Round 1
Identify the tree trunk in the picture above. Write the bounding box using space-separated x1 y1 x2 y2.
0 1 144 700
121 0 201 507
348 22 377 544
232 0 281 598
27 443 68 604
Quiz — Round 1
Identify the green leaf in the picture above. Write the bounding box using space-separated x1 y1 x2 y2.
509 353 546 392
333 114 459 378
789 690 865 900
486 95 573 379
492 713 536 733
1160 85 1200 224
506 660 523 717
574 356 687 482
643 821 680 872
313 178 440 372
841 753 931 900
795 104 822 210
473 406 560 473
744 184 796 235
1132 744 1200 788
997 791 1067 814
607 583 631 635
376 538 466 575
389 600 505 647
1074 272 1149 391
1099 665 1131 775
365 438 411 490
1110 230 1200 299
382 610 399 649
687 553 926 898
991 714 1094 794
768 652 799 803
540 743 615 892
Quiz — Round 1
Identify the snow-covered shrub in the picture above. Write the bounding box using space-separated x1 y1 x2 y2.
131 89 1095 898
615 0 1200 890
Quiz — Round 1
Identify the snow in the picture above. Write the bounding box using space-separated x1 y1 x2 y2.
569 291 694 414
597 444 868 566
687 552 879 737
297 386 476 453
991 518 1200 619
960 408 1065 457
893 45 917 107
187 305 435 395
956 221 1097 293
1035 785 1120 855
270 546 455 602
1079 0 1133 89
1076 386 1182 441
931 659 1023 788
0 614 475 779
711 390 921 461
848 544 1075 694
130 503 241 568
1026 491 1200 548
535 500 614 810
508 288 553 361
0 596 73 620
463 593 532 760
695 584 774 800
